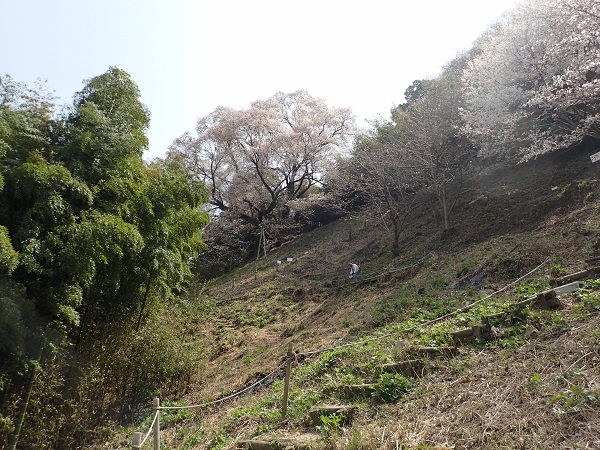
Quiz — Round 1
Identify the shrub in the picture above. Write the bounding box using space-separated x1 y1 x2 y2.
372 373 413 402
549 385 599 414
578 279 600 312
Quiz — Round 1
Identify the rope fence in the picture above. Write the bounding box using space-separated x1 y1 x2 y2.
357 255 430 284
131 257 550 448
130 361 288 449
301 253 432 284
131 400 159 450
301 258 549 357
160 362 287 411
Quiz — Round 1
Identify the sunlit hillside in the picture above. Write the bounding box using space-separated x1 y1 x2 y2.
96 142 600 449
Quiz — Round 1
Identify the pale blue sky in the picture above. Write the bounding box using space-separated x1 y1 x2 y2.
1 0 518 160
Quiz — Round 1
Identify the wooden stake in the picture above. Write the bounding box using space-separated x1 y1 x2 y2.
256 228 267 260
153 397 160 450
282 343 293 418
132 432 142 449
256 230 262 260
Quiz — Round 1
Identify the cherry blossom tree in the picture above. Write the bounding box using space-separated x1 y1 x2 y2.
462 0 600 158
170 90 354 226
350 121 421 253
405 61 475 231
524 0 600 156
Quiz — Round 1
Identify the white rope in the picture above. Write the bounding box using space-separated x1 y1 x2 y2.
302 258 549 357
139 409 159 448
131 257 550 448
160 362 286 411
359 258 427 283
304 253 430 281
420 258 550 326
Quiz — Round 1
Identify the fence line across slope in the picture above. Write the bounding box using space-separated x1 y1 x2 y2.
159 362 286 411
131 258 550 448
301 258 549 357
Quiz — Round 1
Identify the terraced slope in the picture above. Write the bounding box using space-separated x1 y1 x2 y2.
102 145 600 449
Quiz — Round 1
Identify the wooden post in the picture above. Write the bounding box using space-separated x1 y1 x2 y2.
256 228 266 260
7 359 38 450
282 343 293 418
153 397 160 450
256 230 262 261
132 432 143 449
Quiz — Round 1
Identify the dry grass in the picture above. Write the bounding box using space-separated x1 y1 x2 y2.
163 268 600 449
97 147 600 449
340 313 600 449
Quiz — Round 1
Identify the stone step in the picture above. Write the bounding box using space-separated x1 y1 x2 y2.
551 266 600 286
236 440 310 450
584 255 600 266
482 283 578 327
341 383 376 398
451 324 492 344
553 281 585 295
453 284 579 346
382 359 426 377
515 290 562 311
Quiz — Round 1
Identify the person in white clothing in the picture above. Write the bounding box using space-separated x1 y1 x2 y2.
348 262 360 283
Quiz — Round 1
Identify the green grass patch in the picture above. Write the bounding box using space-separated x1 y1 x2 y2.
577 279 600 312
456 257 480 278
372 372 413 403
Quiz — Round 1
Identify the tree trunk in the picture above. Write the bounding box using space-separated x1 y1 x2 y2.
119 266 156 420
8 356 40 450
438 182 451 231
135 266 155 333
391 215 401 256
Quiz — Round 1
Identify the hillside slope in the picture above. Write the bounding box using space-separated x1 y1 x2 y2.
102 145 600 449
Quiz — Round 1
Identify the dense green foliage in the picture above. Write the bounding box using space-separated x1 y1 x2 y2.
0 68 209 449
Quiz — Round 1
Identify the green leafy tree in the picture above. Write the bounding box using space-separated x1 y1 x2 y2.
0 75 56 163
0 69 209 448
0 75 60 450
401 79 431 108
59 66 150 190
0 226 17 275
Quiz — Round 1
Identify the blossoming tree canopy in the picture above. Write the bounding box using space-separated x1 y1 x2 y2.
461 0 600 158
170 90 355 225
